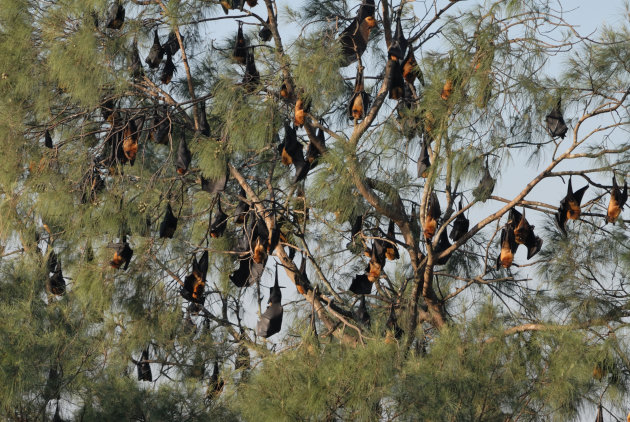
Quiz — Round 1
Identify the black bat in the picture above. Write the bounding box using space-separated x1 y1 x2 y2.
388 59 405 100
356 295 371 327
160 53 176 84
472 160 495 202
417 140 430 178
259 17 272 42
306 126 326 167
339 0 376 66
46 261 66 296
349 273 372 295
256 265 284 338
546 99 568 139
433 229 452 265
105 1 125 30
201 168 228 194
137 349 152 382
159 203 178 239
163 31 180 56
198 100 210 137
180 250 208 304
555 177 588 234
233 22 247 64
449 200 469 242
388 12 408 61
385 220 399 260
386 305 403 341
110 236 133 270
149 108 170 145
145 30 164 69
175 137 192 175
242 48 260 93
129 40 144 79
511 208 543 259
233 188 249 224
44 129 53 148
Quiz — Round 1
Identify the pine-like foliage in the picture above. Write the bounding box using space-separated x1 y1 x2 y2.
1 0 629 420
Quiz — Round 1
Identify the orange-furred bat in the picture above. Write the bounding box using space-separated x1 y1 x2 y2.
555 177 588 234
423 192 441 240
606 176 628 224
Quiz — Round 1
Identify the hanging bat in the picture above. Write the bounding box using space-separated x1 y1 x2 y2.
129 40 144 79
606 176 628 224
433 228 452 265
356 295 371 327
110 236 133 270
201 171 228 194
386 305 403 341
46 261 66 296
545 99 568 139
229 255 264 287
385 220 399 260
159 203 178 239
163 31 180 56
80 167 105 204
150 109 170 145
389 59 405 100
198 101 210 137
348 64 371 121
233 188 249 224
496 226 517 269
441 78 454 100
510 208 543 259
417 140 431 178
279 82 289 99
472 160 495 202
423 192 441 240
242 48 260 93
306 126 326 167
46 250 58 274
145 30 164 69
251 214 269 264
207 361 224 399
349 273 372 295
294 98 309 127
339 0 376 66
137 349 152 382
278 123 309 183
175 137 192 175
279 122 299 166
105 1 125 30
388 12 408 61
366 239 386 282
259 17 272 42
160 53 176 84
449 200 469 242
402 46 423 86
256 265 284 338
44 130 53 148
180 250 208 304
210 198 228 238
555 177 588 234
122 118 138 165
246 0 257 6
346 214 363 252
233 22 247 64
